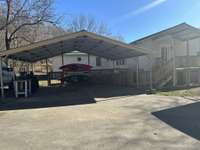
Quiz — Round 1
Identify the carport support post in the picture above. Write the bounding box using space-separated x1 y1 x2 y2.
27 63 30 73
0 56 4 98
149 55 153 90
46 59 51 86
87 54 90 65
146 55 153 90
61 53 64 65
136 57 139 88
31 63 34 72
172 39 177 87
112 60 115 69
186 40 190 87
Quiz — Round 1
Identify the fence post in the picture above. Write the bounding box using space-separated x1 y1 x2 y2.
0 56 4 98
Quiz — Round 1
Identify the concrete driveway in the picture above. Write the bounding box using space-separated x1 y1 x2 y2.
0 87 200 150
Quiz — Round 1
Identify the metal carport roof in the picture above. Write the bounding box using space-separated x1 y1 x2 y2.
0 30 149 62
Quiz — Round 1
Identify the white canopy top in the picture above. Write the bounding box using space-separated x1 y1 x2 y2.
0 31 148 62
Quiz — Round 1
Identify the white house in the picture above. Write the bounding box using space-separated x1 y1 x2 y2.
131 23 200 88
50 23 200 88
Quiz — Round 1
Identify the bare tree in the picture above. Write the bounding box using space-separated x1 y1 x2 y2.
12 23 65 47
66 15 124 41
0 0 59 50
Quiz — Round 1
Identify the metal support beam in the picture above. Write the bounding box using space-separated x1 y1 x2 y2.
136 57 139 88
31 63 34 72
149 55 153 90
0 57 4 98
46 59 51 86
172 39 177 87
88 54 90 65
112 60 115 70
186 40 190 87
61 53 64 65
27 63 30 73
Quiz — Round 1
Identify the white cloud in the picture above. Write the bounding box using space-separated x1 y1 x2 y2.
112 0 168 25
126 0 168 17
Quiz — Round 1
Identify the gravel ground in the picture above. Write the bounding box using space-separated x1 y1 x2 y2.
0 87 200 150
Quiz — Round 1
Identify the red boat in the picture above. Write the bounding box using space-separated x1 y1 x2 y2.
59 63 92 84
59 63 92 72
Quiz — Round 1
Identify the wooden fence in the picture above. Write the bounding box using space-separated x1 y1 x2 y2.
137 70 151 88
35 69 151 88
90 69 137 86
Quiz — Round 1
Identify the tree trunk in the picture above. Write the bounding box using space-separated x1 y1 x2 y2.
5 34 11 50
5 28 10 64
5 0 11 50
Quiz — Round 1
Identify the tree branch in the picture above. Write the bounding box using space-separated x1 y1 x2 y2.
9 19 43 40
0 0 28 31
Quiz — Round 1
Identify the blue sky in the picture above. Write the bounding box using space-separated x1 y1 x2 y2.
54 0 200 42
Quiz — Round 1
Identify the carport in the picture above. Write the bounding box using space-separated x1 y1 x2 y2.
0 30 148 98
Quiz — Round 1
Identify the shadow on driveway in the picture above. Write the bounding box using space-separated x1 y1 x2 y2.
0 85 141 111
0 86 96 111
152 101 200 141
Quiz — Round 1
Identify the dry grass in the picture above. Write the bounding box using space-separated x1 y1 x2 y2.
156 87 200 97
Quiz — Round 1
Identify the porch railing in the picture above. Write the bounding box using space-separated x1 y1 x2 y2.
176 56 200 68
152 58 173 87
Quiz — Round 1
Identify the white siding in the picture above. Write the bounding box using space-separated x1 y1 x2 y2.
50 53 140 72
174 39 186 56
132 35 200 71
50 54 115 71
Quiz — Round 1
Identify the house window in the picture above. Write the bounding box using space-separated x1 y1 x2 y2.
77 57 82 62
96 57 102 66
116 59 126 66
161 47 169 63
